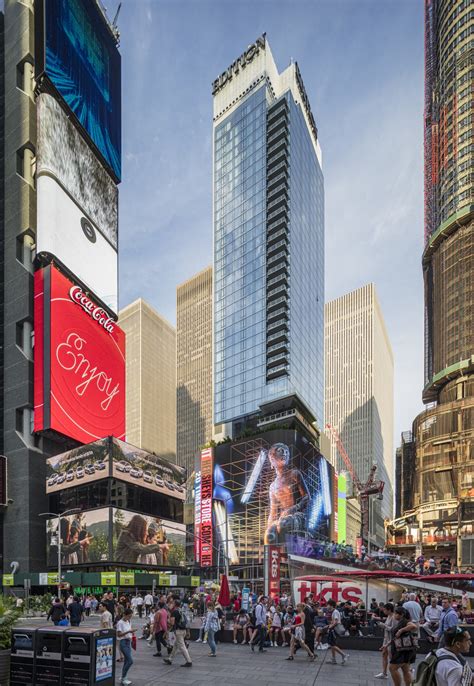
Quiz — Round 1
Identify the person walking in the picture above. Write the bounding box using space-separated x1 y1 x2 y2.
374 602 396 679
437 597 459 647
286 603 316 661
204 602 220 657
144 591 154 617
163 598 192 667
388 607 418 686
252 596 267 653
99 602 113 629
47 597 66 626
327 599 349 665
431 627 473 686
136 594 144 618
68 596 84 627
153 601 169 657
117 608 136 686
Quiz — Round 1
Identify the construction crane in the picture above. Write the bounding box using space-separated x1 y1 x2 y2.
325 424 384 544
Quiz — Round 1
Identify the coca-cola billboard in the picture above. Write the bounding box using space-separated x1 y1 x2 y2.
34 265 125 444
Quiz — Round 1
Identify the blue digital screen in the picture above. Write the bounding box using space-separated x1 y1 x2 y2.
40 0 121 180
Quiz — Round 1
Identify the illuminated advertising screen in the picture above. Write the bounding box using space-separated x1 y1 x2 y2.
34 265 125 444
112 509 185 567
46 438 109 493
95 636 113 682
212 429 332 565
46 508 110 566
46 507 186 568
194 470 202 565
36 173 118 312
37 94 118 249
36 0 121 180
111 438 186 500
199 449 213 567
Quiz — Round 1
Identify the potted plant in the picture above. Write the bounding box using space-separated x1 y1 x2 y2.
0 596 23 684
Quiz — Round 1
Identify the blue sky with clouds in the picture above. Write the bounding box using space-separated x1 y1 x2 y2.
115 0 425 446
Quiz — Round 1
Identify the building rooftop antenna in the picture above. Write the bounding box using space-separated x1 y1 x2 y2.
112 2 122 28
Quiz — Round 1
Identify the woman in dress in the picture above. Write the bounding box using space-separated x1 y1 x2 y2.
286 603 315 661
388 606 418 686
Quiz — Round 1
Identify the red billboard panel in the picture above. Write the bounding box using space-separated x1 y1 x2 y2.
268 545 281 600
34 265 125 444
200 448 213 567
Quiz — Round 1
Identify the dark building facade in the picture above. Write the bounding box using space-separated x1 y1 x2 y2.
389 0 473 565
394 432 416 519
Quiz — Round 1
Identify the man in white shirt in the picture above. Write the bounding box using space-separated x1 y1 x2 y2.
433 627 472 686
136 594 144 618
99 602 113 629
403 593 423 632
327 599 348 665
144 592 154 616
422 597 442 641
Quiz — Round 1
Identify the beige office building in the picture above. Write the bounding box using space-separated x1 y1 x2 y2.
176 267 213 476
325 283 394 547
119 299 176 460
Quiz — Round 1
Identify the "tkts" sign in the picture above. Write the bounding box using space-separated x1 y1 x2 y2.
292 577 393 606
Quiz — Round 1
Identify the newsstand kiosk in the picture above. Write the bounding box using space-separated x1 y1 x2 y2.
10 625 43 686
63 627 115 686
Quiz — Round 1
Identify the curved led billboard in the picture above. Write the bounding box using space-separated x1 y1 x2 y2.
36 0 121 181
34 265 125 444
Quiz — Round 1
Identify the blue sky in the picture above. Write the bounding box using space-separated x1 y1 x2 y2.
116 0 424 447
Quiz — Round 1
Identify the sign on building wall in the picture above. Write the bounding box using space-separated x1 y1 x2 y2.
34 265 125 444
35 0 122 180
200 449 213 567
194 470 202 565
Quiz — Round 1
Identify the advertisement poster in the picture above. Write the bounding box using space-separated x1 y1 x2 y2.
119 572 134 586
37 94 118 248
200 449 213 567
194 470 202 564
46 439 109 493
111 438 186 500
46 508 110 566
101 572 117 586
212 429 332 565
34 266 126 444
95 636 114 682
36 0 121 180
112 509 186 567
36 174 118 312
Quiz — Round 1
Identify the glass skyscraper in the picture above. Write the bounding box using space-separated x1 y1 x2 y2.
213 35 324 430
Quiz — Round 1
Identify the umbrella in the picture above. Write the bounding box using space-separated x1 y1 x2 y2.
218 574 231 607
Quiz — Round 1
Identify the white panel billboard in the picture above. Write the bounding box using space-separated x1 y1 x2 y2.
37 93 118 249
37 175 118 312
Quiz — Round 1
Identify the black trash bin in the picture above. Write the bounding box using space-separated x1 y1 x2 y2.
35 626 67 686
10 624 44 686
63 627 115 686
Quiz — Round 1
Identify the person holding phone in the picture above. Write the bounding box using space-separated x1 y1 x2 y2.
116 608 136 686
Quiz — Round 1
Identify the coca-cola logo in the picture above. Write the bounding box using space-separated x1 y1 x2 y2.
69 286 115 334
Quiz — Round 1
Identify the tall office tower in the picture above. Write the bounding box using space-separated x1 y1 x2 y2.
325 284 394 548
394 431 416 518
397 0 474 566
1 0 122 573
213 35 324 435
176 267 213 476
119 299 176 460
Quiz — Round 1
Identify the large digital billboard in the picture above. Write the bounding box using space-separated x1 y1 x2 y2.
37 94 118 249
111 439 186 501
211 429 332 565
46 438 109 493
34 265 125 444
35 0 121 180
37 174 118 312
46 508 186 567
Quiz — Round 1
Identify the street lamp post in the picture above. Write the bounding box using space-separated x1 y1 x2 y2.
39 508 81 597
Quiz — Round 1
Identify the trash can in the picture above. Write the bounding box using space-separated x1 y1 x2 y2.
35 626 67 686
10 625 43 686
64 627 115 686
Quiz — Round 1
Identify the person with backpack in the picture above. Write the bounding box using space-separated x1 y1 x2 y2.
163 598 192 667
413 626 472 686
327 598 349 665
388 606 418 686
204 602 220 657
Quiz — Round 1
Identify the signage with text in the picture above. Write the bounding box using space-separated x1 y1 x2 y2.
194 470 202 565
212 34 266 95
101 572 117 586
268 545 280 599
200 448 213 567
34 265 125 444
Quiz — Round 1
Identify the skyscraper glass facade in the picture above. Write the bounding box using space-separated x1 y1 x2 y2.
213 43 324 427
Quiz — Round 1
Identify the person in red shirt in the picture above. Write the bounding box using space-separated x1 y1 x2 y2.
152 601 169 657
286 604 316 661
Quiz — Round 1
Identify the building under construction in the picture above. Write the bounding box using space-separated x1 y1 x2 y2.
388 0 474 566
